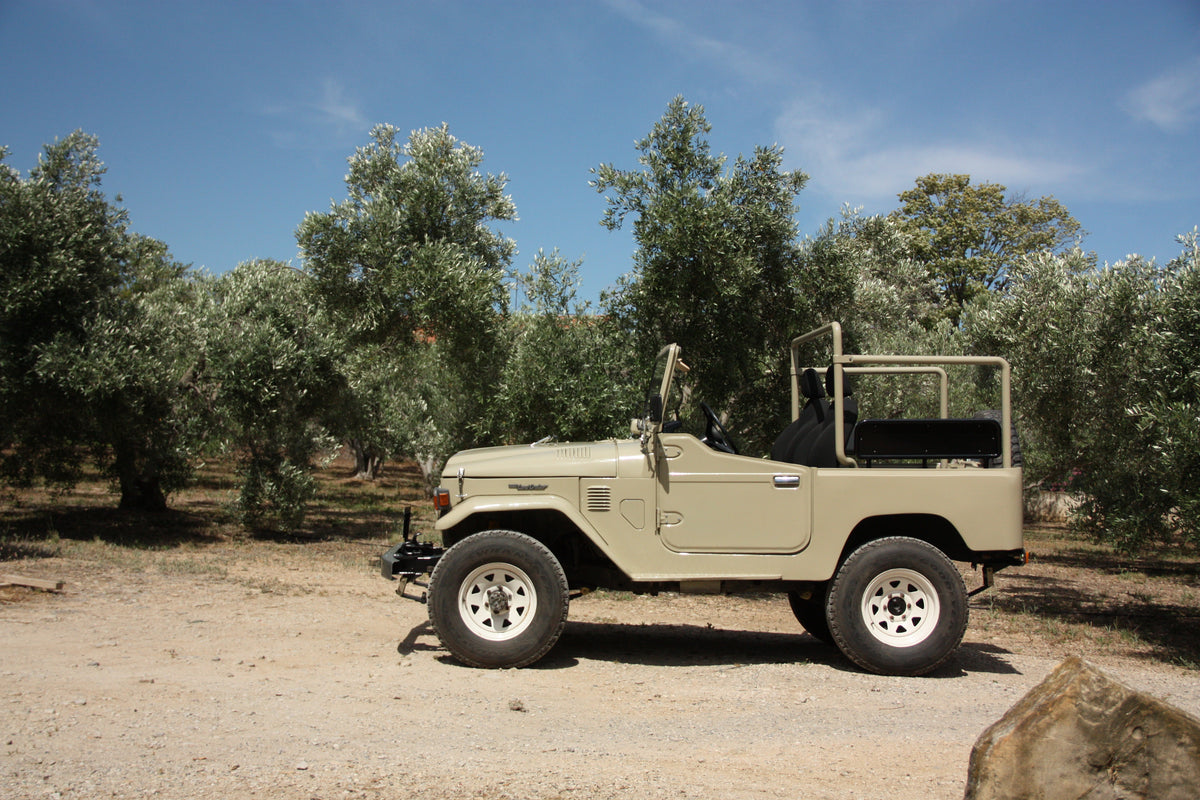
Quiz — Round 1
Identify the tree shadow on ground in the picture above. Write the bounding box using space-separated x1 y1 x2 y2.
983 553 1200 667
0 505 221 551
1045 549 1200 579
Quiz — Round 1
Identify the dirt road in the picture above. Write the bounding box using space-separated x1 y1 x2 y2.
4 544 1199 800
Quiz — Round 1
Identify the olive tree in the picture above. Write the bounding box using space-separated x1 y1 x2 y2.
36 239 213 510
208 260 344 528
1145 232 1200 543
592 97 809 447
297 123 515 484
966 232 1200 550
894 173 1083 323
0 133 210 509
0 134 127 489
489 250 635 445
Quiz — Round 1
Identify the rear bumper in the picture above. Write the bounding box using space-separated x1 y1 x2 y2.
975 548 1029 569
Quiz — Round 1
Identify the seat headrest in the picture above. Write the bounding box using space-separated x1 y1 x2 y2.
800 368 825 400
825 365 853 398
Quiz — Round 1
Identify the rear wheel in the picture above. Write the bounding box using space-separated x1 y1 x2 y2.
427 530 569 668
826 537 968 676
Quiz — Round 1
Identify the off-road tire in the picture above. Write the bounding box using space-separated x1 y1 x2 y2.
427 530 569 668
787 588 833 644
826 537 968 676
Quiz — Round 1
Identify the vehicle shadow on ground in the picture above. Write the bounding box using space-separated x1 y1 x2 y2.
548 620 842 670
399 618 1020 678
551 620 1020 677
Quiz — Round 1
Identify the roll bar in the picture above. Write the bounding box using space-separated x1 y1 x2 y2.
789 322 1013 468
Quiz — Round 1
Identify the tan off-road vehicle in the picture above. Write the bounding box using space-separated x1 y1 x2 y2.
382 322 1025 676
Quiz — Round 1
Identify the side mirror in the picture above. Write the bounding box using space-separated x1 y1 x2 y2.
647 394 663 424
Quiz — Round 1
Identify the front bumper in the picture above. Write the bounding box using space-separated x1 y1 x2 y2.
380 538 444 580
380 538 444 604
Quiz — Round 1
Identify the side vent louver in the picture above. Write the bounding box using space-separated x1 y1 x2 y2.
585 485 612 513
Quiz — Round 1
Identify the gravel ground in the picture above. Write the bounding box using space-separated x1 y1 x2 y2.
4 546 1200 800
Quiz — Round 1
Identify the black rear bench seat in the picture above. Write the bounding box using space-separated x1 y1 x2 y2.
848 418 1002 467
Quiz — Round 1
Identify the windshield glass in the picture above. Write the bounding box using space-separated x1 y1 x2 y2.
644 344 680 425
644 344 687 429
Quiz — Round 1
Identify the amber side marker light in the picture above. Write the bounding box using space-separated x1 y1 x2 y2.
433 488 451 512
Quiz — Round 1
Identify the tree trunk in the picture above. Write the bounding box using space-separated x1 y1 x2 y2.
119 474 168 511
415 450 441 495
113 441 168 511
348 439 384 480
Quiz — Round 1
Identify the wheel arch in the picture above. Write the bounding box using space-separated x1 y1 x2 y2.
439 502 624 587
839 513 971 566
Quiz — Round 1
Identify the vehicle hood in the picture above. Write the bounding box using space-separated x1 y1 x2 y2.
444 440 621 479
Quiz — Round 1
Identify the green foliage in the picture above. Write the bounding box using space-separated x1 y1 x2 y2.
37 240 213 509
298 124 516 486
1125 231 1200 546
490 250 637 444
331 344 411 479
966 232 1200 550
0 133 208 508
1 133 126 488
794 210 981 421
208 260 343 529
592 97 809 445
894 174 1083 323
297 123 514 349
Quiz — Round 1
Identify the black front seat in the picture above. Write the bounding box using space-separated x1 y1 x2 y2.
771 368 827 462
794 366 858 467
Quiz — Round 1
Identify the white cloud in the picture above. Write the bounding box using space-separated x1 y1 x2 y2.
311 78 368 132
1123 56 1200 133
775 96 1085 202
261 78 368 150
603 0 784 86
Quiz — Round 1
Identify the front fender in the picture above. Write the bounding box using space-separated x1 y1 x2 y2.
436 493 615 551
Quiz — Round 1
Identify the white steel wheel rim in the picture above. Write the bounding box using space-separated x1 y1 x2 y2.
860 568 940 648
458 562 538 641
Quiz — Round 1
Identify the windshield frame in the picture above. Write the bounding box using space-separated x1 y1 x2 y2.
645 343 683 434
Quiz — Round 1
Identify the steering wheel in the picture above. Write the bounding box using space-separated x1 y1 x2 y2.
699 401 738 454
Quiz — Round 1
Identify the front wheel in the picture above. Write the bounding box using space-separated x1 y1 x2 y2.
826 537 968 676
427 530 569 668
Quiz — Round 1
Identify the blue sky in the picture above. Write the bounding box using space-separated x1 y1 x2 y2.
3 0 1198 304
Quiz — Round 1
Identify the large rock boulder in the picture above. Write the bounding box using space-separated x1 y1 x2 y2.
965 657 1200 800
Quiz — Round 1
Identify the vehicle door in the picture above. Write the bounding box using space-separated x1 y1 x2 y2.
655 435 812 555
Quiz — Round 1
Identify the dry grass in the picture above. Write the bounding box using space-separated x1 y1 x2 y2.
974 522 1200 668
0 452 435 596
